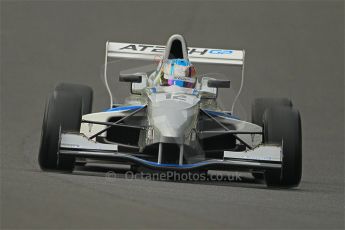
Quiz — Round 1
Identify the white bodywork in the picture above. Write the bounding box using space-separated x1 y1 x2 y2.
79 107 263 148
106 42 244 66
58 34 282 172
61 133 118 151
224 145 282 162
104 34 245 110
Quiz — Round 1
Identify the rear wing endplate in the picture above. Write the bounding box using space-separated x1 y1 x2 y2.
106 42 245 66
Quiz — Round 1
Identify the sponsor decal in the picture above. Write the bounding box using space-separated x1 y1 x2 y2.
163 74 196 83
208 49 233 55
119 44 232 56
188 48 208 55
120 44 165 52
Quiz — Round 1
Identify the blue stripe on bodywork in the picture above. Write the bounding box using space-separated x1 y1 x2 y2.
204 110 240 120
105 105 145 112
104 105 239 120
138 158 211 168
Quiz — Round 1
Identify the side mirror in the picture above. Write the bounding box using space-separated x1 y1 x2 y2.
119 73 142 83
119 72 148 95
207 79 230 88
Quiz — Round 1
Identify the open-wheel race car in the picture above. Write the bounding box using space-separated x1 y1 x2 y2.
38 34 302 188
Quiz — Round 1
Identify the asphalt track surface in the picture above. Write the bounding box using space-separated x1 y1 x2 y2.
1 1 344 229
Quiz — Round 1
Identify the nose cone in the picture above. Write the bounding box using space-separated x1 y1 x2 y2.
148 93 199 144
164 34 189 60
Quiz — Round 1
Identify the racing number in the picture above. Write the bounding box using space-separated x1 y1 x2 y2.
172 95 187 101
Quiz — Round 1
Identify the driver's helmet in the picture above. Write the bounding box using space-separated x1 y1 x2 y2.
158 59 196 88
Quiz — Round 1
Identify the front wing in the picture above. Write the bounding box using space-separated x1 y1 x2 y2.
59 133 282 172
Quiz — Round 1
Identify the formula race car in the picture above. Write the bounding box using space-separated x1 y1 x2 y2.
38 34 302 187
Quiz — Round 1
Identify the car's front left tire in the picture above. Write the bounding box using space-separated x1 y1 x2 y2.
54 83 93 167
54 82 93 115
38 90 82 172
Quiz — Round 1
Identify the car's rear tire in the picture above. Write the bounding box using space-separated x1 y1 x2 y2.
55 83 93 115
251 98 292 127
38 91 82 172
263 106 302 188
251 97 292 180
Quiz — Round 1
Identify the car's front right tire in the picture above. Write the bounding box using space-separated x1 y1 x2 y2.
263 106 302 188
251 97 293 180
38 90 82 172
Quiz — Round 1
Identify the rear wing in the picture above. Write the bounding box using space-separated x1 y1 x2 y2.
103 41 245 111
105 42 245 66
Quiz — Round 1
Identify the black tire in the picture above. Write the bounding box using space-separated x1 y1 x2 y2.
263 106 302 188
251 98 292 127
251 98 292 180
38 91 82 171
55 83 93 167
55 83 93 115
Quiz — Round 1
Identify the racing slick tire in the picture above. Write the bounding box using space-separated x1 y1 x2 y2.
251 98 292 127
263 106 302 188
251 97 292 180
55 83 93 115
38 91 82 172
54 83 93 167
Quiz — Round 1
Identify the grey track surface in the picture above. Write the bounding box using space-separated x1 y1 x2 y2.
1 1 344 229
